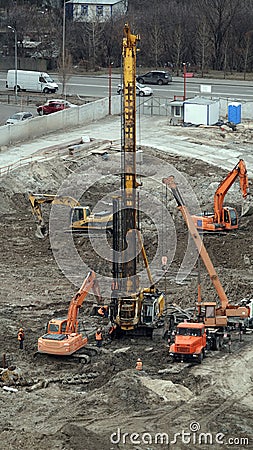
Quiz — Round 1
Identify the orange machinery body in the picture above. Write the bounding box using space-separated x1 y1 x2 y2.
192 159 248 232
192 206 238 232
169 322 206 361
38 271 101 356
37 319 88 356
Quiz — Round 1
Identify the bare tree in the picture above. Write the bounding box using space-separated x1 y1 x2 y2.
57 49 72 96
242 31 253 79
196 0 241 70
196 20 212 77
172 25 184 76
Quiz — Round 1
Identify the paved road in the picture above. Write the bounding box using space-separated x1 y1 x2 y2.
0 72 253 100
1 72 253 127
1 115 252 178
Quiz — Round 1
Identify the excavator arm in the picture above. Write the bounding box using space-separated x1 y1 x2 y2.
28 193 81 238
214 159 248 223
163 176 249 321
162 176 229 311
66 271 101 333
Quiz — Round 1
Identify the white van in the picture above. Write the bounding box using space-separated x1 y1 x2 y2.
6 70 59 94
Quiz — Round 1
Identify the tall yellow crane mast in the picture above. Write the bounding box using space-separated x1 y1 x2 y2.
121 23 140 294
110 25 165 336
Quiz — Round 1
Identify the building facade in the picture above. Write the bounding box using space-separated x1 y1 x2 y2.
66 0 128 22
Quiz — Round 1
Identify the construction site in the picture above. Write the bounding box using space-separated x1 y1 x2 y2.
0 25 253 450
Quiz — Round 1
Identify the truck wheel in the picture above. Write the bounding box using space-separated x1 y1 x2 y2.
214 336 222 351
14 85 21 92
43 88 50 94
197 351 204 364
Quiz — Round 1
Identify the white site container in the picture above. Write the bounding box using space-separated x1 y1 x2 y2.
184 96 219 125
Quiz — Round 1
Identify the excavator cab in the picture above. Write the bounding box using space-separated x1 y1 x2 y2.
222 207 238 228
46 319 68 334
141 291 165 324
71 207 90 224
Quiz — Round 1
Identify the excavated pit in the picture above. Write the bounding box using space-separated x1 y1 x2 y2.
0 135 252 450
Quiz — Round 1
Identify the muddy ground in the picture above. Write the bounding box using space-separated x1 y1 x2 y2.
0 129 252 450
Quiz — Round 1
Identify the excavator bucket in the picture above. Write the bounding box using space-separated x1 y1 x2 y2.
241 197 253 217
35 224 48 239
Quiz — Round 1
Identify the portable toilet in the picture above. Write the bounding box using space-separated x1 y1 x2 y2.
228 102 241 124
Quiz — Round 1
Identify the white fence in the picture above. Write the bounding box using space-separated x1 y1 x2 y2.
138 96 253 121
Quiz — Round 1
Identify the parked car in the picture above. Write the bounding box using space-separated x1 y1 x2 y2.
117 82 153 96
37 99 76 115
136 70 172 85
5 111 33 124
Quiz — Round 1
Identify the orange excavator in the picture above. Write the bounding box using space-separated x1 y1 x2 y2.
38 271 101 356
191 159 249 232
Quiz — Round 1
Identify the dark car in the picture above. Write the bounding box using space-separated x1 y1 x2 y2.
136 70 172 85
37 99 76 116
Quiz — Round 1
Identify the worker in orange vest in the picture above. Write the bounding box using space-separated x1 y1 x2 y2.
98 305 109 318
17 328 25 350
108 323 117 340
95 328 103 347
136 358 143 371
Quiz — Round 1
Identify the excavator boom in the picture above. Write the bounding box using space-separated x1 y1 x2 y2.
29 193 81 238
66 271 101 333
163 176 229 310
163 176 249 321
214 159 248 223
191 159 250 231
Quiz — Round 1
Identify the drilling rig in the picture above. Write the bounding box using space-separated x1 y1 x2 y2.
109 24 165 337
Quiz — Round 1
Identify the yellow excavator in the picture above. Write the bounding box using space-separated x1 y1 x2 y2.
109 24 165 337
29 193 113 238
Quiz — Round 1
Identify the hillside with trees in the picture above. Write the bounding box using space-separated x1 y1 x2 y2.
1 0 253 76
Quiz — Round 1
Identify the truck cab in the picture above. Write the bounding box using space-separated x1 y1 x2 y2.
169 322 206 363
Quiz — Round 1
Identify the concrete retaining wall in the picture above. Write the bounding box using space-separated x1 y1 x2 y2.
2 94 253 148
1 95 121 148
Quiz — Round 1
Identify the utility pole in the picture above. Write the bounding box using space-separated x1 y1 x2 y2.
8 26 18 103
62 0 66 96
108 61 113 115
183 62 186 100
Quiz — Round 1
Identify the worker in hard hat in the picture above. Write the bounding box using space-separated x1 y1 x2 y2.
136 358 143 371
95 328 103 347
98 305 109 318
108 322 117 340
17 328 25 350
